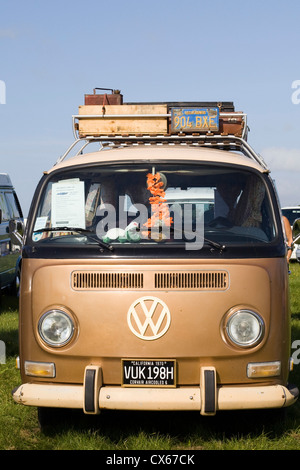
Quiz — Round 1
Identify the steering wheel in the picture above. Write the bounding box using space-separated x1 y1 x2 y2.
208 216 234 228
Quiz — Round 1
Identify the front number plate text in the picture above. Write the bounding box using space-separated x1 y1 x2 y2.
122 359 176 387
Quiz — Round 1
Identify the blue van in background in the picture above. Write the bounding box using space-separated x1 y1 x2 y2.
0 173 23 295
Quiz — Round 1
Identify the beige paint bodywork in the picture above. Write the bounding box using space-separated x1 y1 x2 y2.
45 145 265 175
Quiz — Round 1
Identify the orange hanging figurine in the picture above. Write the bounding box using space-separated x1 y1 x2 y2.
143 172 173 236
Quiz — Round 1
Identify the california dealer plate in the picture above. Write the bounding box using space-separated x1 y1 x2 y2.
171 107 219 133
122 359 176 387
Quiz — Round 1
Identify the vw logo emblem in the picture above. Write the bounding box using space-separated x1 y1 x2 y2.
127 296 171 340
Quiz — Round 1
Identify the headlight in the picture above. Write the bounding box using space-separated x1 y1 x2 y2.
225 309 264 347
38 310 74 347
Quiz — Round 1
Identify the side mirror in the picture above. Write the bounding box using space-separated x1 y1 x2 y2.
8 219 24 247
292 218 300 245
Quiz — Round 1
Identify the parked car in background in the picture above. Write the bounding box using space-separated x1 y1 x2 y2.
0 173 24 295
282 206 300 261
296 245 300 262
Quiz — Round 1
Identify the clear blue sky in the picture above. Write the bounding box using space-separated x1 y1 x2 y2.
1 0 300 216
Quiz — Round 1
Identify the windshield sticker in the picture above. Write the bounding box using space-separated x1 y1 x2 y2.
51 180 85 228
32 216 49 241
33 216 48 232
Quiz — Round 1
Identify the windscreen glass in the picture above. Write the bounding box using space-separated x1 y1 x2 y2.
31 163 276 251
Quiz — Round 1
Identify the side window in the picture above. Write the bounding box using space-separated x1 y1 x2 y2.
0 191 10 221
5 192 21 218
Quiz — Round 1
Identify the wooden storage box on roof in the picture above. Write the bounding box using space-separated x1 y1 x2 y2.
78 104 168 137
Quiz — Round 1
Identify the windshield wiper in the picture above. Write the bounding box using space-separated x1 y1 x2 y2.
204 238 226 253
33 226 114 252
170 227 225 253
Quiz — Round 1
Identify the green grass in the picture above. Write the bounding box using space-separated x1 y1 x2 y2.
0 265 300 450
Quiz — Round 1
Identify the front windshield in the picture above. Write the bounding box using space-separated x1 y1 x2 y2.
31 163 276 251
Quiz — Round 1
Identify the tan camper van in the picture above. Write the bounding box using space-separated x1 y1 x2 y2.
13 91 299 422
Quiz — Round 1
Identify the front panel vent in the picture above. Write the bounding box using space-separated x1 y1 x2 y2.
154 271 228 290
72 271 144 290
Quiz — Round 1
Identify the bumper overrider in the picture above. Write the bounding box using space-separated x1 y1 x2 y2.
12 366 299 415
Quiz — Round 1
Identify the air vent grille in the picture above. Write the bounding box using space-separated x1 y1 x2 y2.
72 271 144 290
71 270 228 290
154 271 228 290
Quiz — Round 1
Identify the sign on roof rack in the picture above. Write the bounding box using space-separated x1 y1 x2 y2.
171 107 219 133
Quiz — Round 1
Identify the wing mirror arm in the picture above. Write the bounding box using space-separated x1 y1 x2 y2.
8 219 24 247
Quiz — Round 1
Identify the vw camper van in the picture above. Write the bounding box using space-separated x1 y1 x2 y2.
13 92 299 422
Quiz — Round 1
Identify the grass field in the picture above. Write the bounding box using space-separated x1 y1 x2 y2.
0 264 300 451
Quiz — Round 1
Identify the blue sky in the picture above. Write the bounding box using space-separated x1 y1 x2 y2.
1 0 300 215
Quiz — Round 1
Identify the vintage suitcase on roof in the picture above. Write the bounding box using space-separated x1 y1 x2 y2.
84 88 123 106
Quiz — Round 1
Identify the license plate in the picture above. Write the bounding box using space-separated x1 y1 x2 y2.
122 359 176 387
171 107 219 133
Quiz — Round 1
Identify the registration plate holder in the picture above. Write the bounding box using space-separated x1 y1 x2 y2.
122 359 176 387
171 107 219 133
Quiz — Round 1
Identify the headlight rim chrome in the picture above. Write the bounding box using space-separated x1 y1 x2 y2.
224 308 265 348
38 309 75 348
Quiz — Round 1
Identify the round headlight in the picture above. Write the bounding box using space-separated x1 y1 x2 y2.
226 310 264 347
38 310 74 347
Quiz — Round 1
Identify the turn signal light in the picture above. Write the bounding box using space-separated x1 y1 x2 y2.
24 361 56 378
247 361 281 378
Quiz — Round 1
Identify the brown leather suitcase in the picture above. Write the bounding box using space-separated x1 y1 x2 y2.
84 88 123 106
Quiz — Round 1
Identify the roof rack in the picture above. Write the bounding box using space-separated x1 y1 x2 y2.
55 90 269 171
